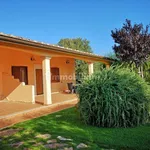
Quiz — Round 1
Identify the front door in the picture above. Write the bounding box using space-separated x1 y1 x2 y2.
36 69 43 95
12 66 28 85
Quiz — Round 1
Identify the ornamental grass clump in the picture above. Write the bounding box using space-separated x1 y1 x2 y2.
77 67 150 128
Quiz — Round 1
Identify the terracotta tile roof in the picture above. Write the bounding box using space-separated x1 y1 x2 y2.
0 32 114 62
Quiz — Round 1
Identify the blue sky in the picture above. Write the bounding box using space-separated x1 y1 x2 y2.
0 0 149 56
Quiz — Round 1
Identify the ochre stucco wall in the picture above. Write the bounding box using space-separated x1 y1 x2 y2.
0 48 75 98
0 48 35 85
2 73 20 98
51 57 75 92
0 71 3 99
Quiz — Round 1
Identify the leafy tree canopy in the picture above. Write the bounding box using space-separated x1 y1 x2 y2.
111 19 150 67
58 38 93 53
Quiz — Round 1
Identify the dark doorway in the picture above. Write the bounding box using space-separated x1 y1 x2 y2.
12 66 28 85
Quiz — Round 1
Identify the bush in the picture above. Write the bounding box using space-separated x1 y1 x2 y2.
77 67 150 128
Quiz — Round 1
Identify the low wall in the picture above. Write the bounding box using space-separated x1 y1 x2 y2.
2 73 35 103
6 83 35 104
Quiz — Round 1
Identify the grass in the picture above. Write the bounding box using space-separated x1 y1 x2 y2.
0 107 150 150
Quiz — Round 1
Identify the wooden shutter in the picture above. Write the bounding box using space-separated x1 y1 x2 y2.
51 68 60 82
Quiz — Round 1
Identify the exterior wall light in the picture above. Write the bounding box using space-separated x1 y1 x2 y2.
66 60 70 64
31 56 36 61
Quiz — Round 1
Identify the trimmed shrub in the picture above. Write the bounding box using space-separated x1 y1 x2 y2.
77 67 150 127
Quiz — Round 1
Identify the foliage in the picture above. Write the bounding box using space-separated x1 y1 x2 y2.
75 59 88 83
77 67 150 128
94 62 105 73
111 19 150 68
58 38 93 82
58 38 93 53
0 108 150 150
142 59 150 82
105 52 121 67
111 58 150 82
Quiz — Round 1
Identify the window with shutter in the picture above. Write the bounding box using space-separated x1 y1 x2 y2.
51 68 60 82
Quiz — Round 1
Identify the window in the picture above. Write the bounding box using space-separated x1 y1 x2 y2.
12 66 28 85
51 68 60 83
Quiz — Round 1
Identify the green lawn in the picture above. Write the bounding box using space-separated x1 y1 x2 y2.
0 107 150 150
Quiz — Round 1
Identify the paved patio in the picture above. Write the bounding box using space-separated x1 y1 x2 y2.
36 93 77 104
0 93 78 129
0 102 41 116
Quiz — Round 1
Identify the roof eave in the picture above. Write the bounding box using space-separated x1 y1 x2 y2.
0 33 114 63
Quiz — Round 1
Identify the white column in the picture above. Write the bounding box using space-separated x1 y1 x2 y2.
88 62 94 75
42 56 52 105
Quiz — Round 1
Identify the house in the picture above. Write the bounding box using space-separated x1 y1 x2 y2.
0 33 113 105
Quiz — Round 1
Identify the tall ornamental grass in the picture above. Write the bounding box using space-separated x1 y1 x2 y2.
77 67 150 127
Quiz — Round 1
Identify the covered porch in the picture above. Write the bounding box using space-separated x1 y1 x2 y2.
0 33 113 106
0 48 82 105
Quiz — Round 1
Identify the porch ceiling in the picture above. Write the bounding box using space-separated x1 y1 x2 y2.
0 33 114 64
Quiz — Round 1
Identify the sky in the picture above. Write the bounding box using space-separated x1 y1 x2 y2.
0 0 150 56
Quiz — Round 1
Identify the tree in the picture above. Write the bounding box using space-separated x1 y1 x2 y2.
58 38 93 82
58 38 93 53
111 19 150 68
